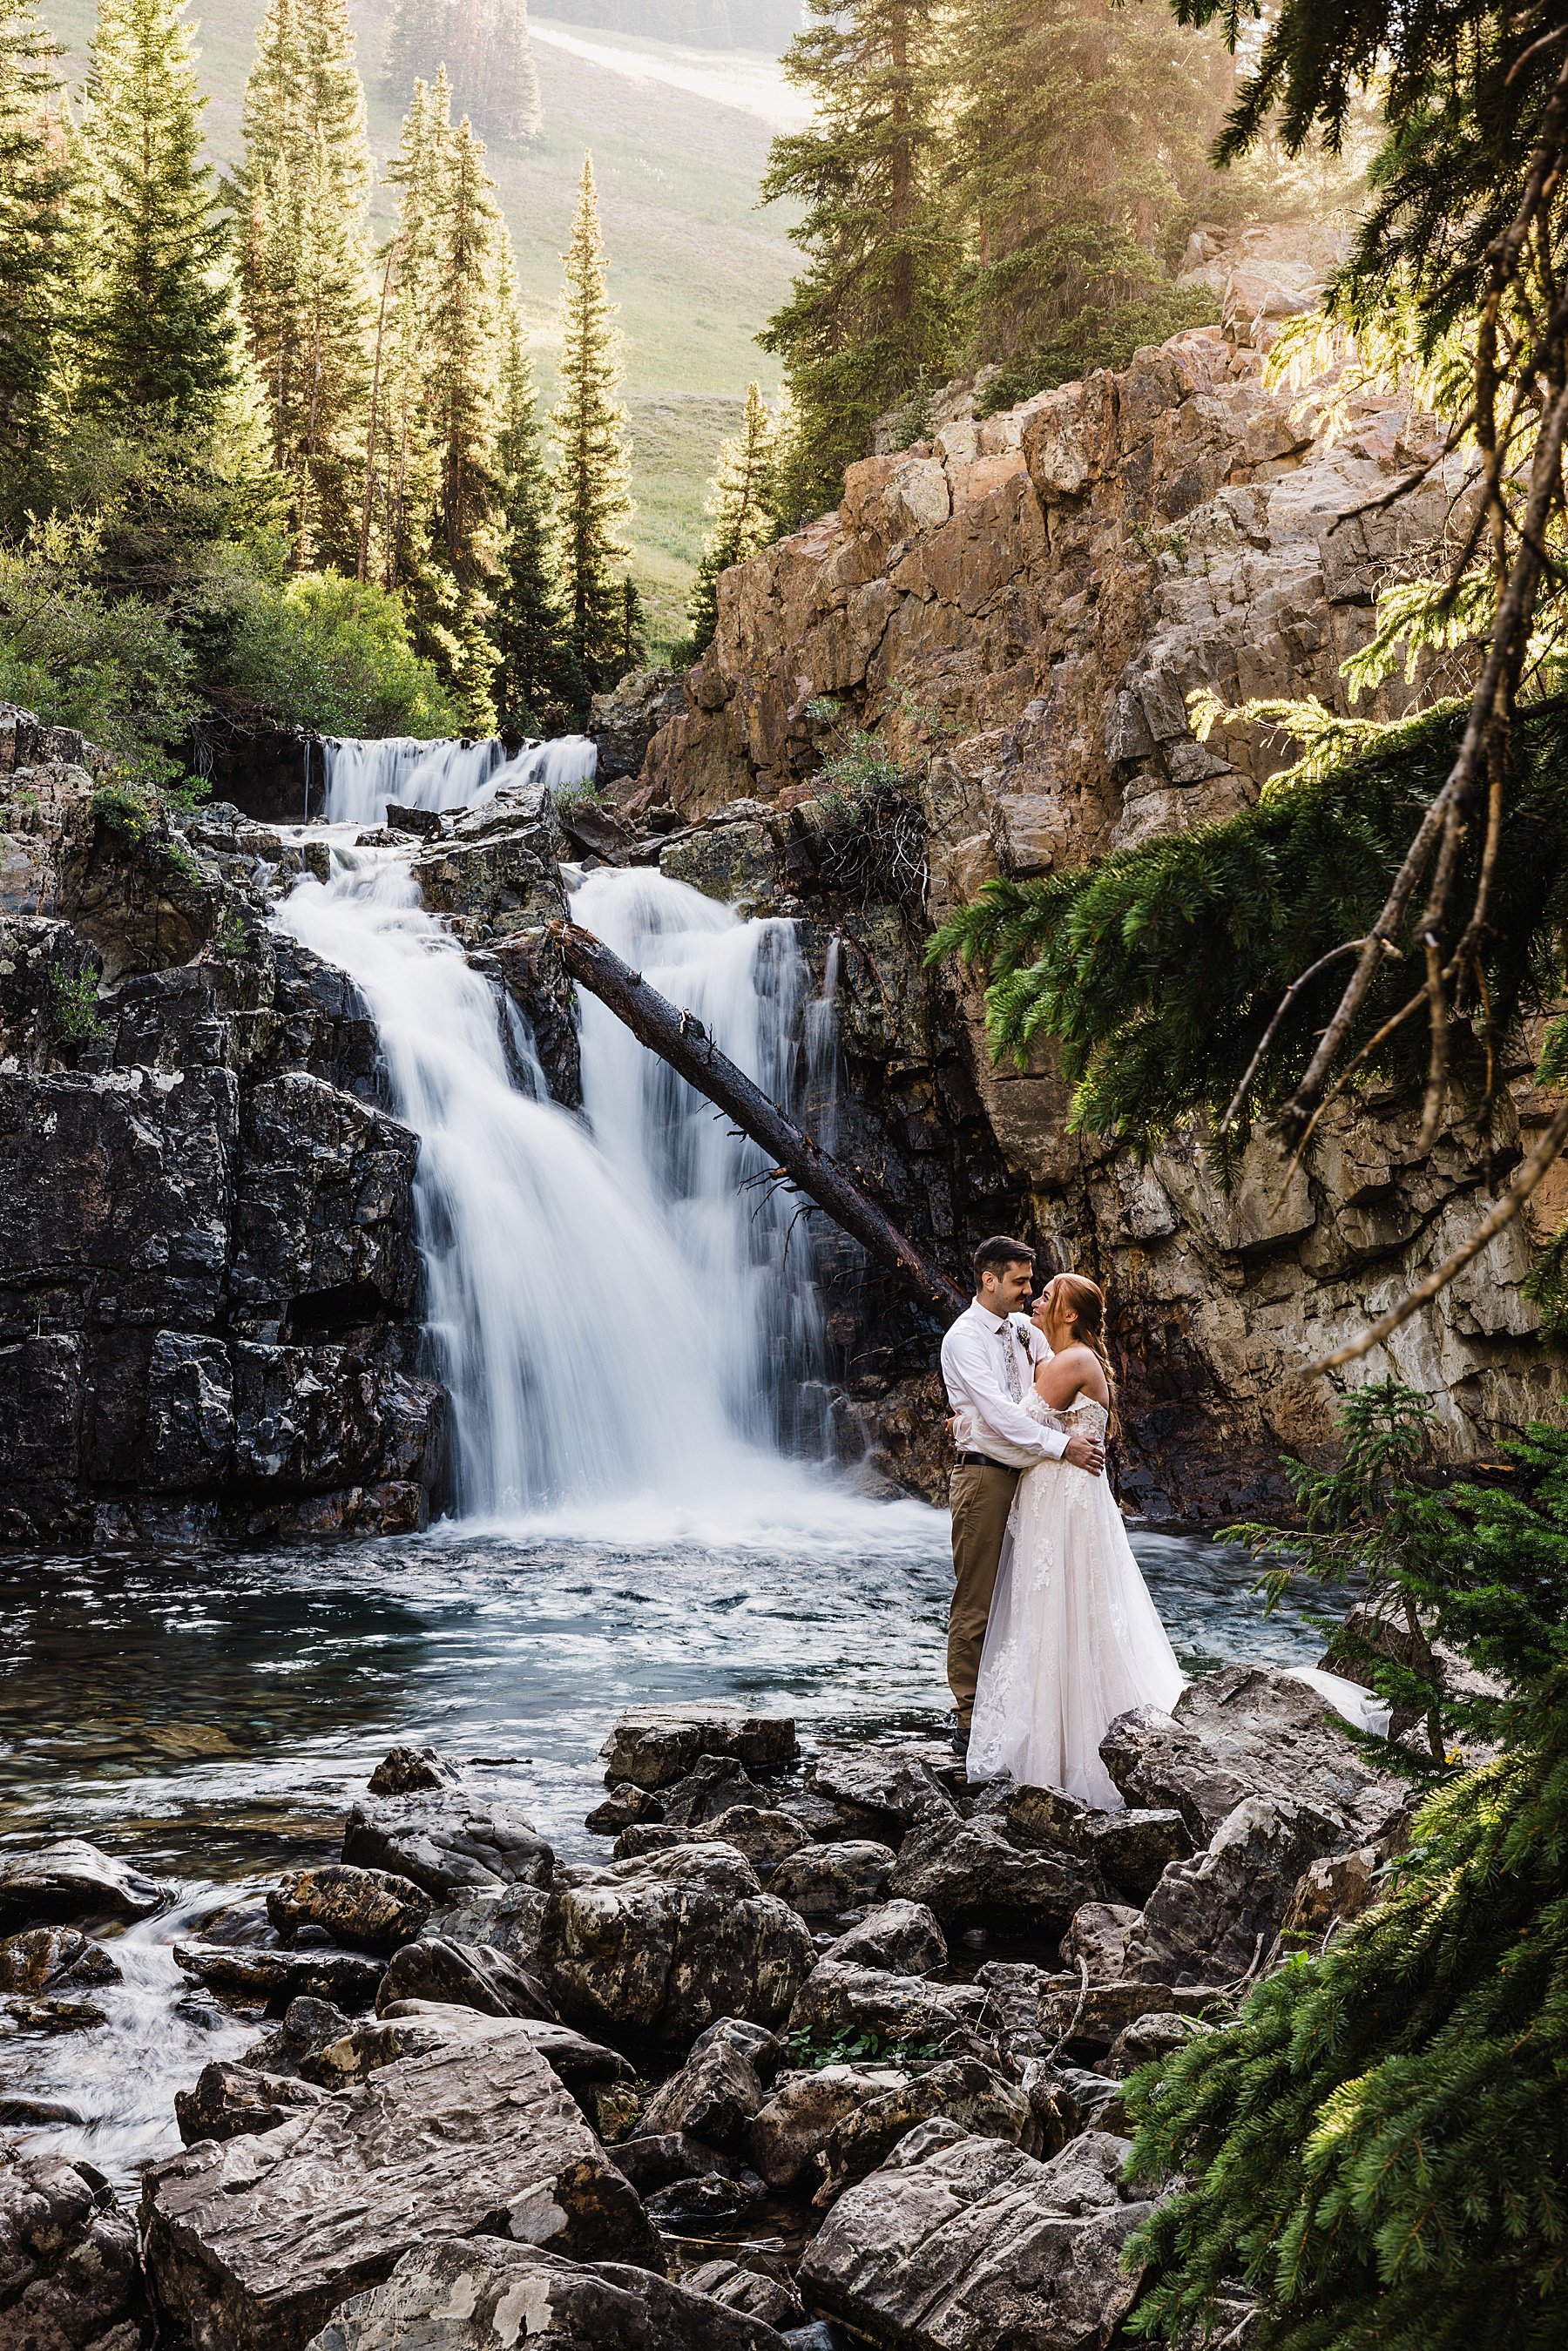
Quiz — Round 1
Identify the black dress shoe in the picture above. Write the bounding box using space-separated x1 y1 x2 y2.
950 1724 970 1757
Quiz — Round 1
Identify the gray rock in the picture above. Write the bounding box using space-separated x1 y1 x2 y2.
374 1933 556 2021
787 1959 991 2060
585 1784 666 1837
977 1784 1087 1852
646 1755 772 1827
1058 1902 1141 1981
813 2058 1035 2206
1126 1793 1347 1985
1035 1976 1227 2055
805 1746 957 1836
175 2063 328 2146
686 2258 805 2334
142 2014 660 2351
0 2150 147 2351
0 1926 120 1995
422 1879 549 1967
1106 2010 1213 2075
1076 1808 1193 1901
240 1998 352 2079
610 2133 745 2194
1101 1665 1403 1842
599 1705 797 1792
637 2033 765 2152
342 1793 553 1902
644 2172 755 2229
800 2125 1152 2351
267 1867 431 1956
588 665 687 785
307 2003 631 2094
687 2015 784 2076
767 1841 897 1922
889 1814 1103 1936
173 1942 384 2011
0 1841 164 1932
305 2235 792 2351
365 1746 461 1796
539 1842 814 2046
747 2066 909 2191
821 1900 946 1976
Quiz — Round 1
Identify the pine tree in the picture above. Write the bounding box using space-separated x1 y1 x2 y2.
75 0 235 425
232 0 374 569
945 0 1227 407
686 380 775 655
549 152 633 696
759 0 956 519
383 0 542 146
0 0 73 519
490 280 578 732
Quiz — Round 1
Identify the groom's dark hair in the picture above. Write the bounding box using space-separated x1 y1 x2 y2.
973 1233 1035 1281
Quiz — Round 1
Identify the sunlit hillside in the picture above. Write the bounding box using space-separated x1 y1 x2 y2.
37 0 801 652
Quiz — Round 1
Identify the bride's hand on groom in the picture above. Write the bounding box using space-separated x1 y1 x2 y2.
1064 1434 1105 1475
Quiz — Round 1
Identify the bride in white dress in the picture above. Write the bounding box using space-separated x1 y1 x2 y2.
967 1272 1184 1808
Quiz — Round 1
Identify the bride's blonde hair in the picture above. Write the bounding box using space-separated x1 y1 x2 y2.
1048 1273 1119 1437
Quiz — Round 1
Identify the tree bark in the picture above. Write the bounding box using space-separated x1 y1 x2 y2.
552 919 969 1325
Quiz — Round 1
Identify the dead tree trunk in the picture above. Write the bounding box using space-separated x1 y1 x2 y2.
553 919 969 1324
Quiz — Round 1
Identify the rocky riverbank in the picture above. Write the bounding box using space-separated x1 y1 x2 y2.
2 1670 1416 2349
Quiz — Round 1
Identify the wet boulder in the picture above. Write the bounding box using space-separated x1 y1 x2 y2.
767 1841 896 1922
422 1878 549 1967
585 1784 666 1837
1076 1808 1193 1902
637 2028 766 2152
599 1705 797 1792
141 2012 660 2351
374 1933 556 2021
0 1841 164 1932
230 1075 420 1326
305 2237 790 2351
172 1942 384 2011
655 1755 774 1827
539 1843 814 2046
341 1791 553 1902
240 1998 352 2080
0 2150 147 2351
813 2057 1035 2205
613 1808 808 1876
804 1746 959 1840
821 1900 946 1976
800 2124 1152 2351
0 1926 120 1995
365 1746 461 1795
889 1814 1103 1936
1125 1794 1347 1985
175 2063 328 2146
267 1866 431 1956
1101 1664 1403 1842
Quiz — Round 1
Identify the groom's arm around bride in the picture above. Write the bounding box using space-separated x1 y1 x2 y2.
938 1236 1105 1746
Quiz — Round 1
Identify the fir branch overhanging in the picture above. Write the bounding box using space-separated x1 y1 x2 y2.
927 695 1568 1159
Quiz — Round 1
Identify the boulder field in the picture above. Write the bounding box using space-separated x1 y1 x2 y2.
0 1671 1418 2350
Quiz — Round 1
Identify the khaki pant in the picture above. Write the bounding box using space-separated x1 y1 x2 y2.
947 1461 1021 1725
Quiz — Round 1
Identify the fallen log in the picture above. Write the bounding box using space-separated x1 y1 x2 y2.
552 919 969 1324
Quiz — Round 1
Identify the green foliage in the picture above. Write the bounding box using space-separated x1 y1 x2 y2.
0 512 199 767
90 778 155 835
786 2025 952 2071
760 0 956 520
213 570 459 736
550 152 635 696
47 963 104 1042
75 0 236 426
977 274 1219 415
383 0 541 145
686 380 777 656
490 294 579 731
796 696 929 907
0 0 72 523
926 695 1568 1156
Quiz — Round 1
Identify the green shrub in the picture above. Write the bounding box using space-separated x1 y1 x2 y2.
47 965 104 1044
90 780 156 839
0 514 199 768
215 571 461 737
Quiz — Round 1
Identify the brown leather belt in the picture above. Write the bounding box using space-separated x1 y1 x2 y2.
954 1451 1017 1470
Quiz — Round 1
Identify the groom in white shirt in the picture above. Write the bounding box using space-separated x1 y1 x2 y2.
939 1235 1105 1752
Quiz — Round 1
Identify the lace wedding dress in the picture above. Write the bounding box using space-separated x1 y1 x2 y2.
967 1393 1185 1808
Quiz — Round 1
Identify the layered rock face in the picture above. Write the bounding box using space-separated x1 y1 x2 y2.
626 307 1567 1513
0 709 446 1544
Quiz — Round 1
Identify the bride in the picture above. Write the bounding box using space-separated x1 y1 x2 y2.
966 1272 1184 1808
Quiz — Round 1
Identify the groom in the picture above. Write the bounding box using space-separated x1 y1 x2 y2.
940 1235 1105 1753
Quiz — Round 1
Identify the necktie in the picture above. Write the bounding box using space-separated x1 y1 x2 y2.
1001 1323 1022 1402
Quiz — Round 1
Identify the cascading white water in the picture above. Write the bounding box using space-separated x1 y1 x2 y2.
275 738 847 1523
321 733 598 828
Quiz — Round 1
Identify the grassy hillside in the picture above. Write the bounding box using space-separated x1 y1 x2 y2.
38 0 801 654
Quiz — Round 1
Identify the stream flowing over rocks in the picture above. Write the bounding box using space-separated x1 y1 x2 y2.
1 1670 1415 2351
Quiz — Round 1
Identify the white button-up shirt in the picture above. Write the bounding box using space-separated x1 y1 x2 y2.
939 1300 1070 1469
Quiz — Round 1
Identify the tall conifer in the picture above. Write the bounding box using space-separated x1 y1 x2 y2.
233 0 375 568
760 0 954 519
491 273 576 731
687 380 775 655
549 152 632 696
76 0 234 424
0 0 73 517
383 0 542 145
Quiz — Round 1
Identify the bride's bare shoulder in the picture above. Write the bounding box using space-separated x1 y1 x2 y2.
1033 1343 1105 1405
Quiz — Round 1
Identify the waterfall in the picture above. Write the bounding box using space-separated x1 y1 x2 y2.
321 733 599 828
274 739 842 1525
